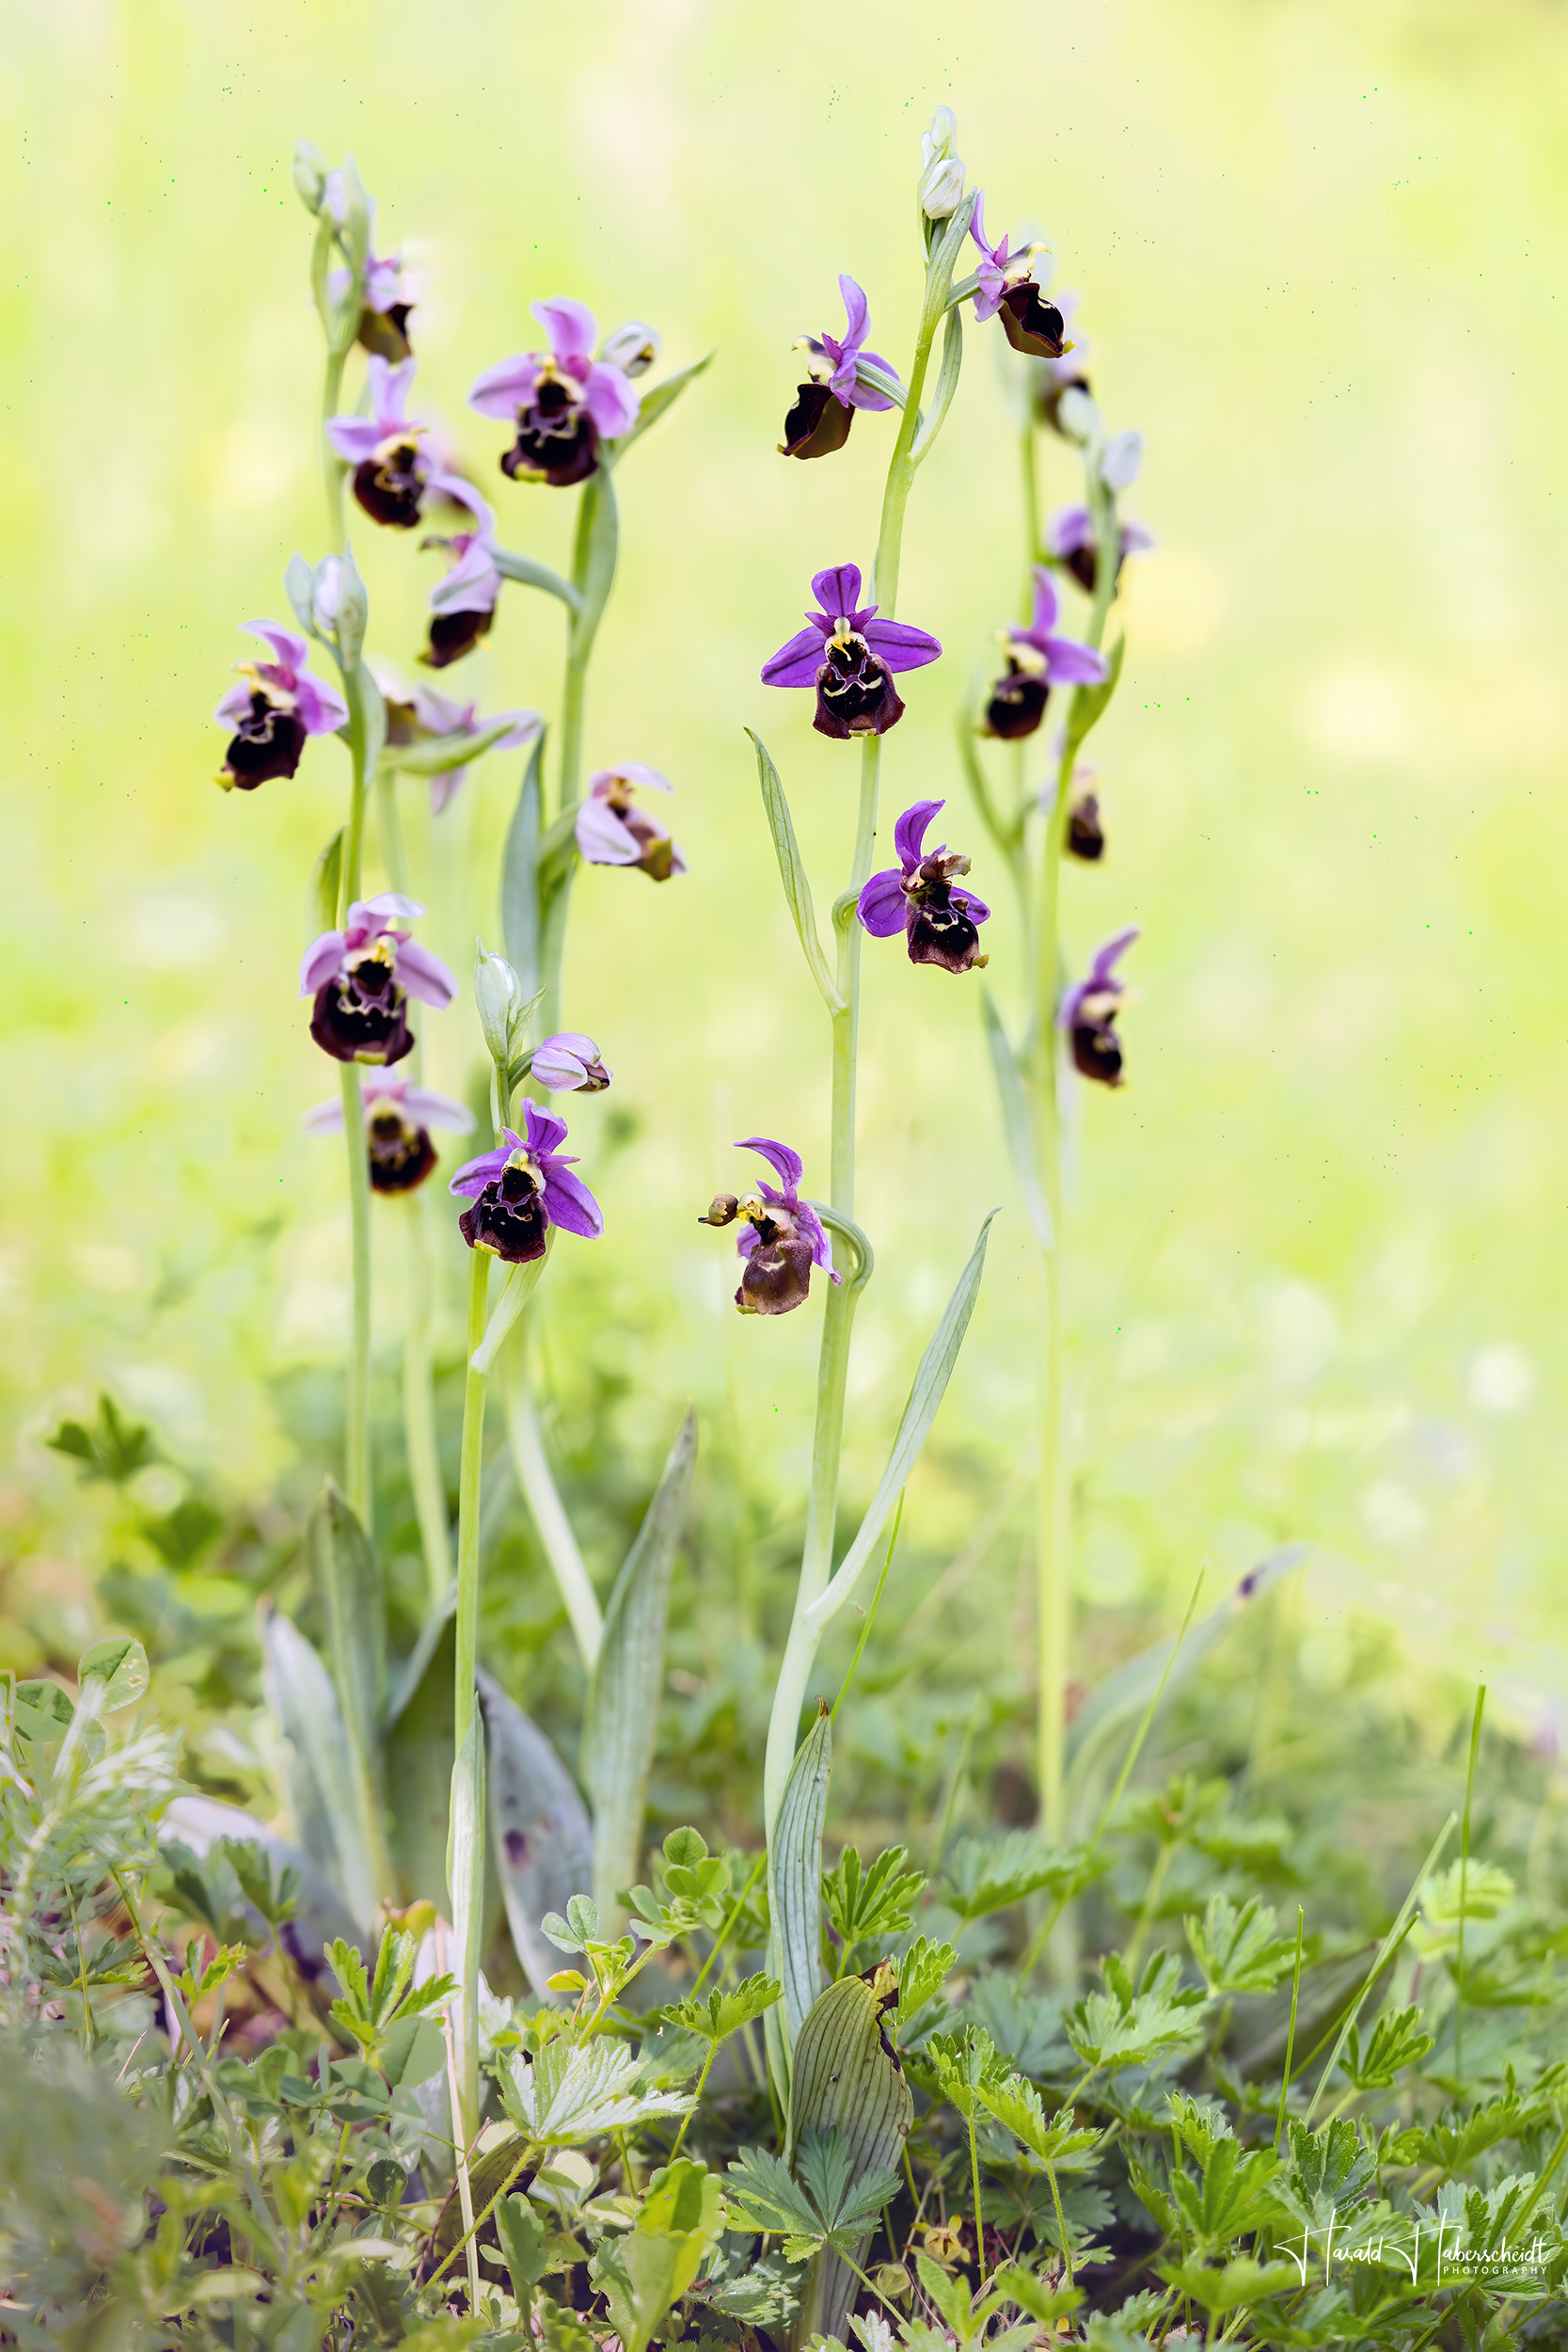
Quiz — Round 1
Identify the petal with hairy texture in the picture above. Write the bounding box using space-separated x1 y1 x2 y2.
738 1136 803 1197
857 867 909 937
761 627 828 690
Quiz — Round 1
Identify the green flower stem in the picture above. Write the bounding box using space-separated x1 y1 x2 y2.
404 1200 452 1605
1020 419 1042 596
762 215 965 1845
451 1240 491 2132
339 1063 374 1532
322 343 348 552
540 470 616 1038
376 767 453 1601
1032 447 1124 1836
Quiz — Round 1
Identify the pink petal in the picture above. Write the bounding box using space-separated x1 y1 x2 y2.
761 627 828 690
403 1087 475 1133
576 799 643 866
894 800 944 868
294 674 351 736
531 296 597 360
542 1165 604 1239
524 1102 569 1158
581 361 640 438
811 564 863 619
467 354 543 419
325 419 385 463
590 761 673 796
738 1136 803 1196
857 868 909 938
1042 637 1110 686
300 931 347 995
395 938 458 1009
861 617 942 675
245 621 307 677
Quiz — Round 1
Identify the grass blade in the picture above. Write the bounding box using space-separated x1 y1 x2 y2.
981 993 1052 1248
747 730 844 1013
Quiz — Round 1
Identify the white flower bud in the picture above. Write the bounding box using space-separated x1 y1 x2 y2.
599 322 661 378
920 153 966 220
1056 386 1101 446
331 548 368 669
1099 428 1144 493
292 141 327 215
473 939 522 1066
921 106 958 169
310 554 342 630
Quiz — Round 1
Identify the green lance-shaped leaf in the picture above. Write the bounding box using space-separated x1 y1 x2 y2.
747 731 844 1014
981 993 1052 1248
383 1596 457 1908
802 1211 1000 1638
1063 1543 1309 1838
77 1635 150 1713
502 731 546 993
787 1964 913 2347
610 350 714 457
261 1604 377 1934
485 546 582 613
308 1479 392 1906
479 1667 594 1999
583 1409 696 1929
910 302 963 466
770 1705 832 2066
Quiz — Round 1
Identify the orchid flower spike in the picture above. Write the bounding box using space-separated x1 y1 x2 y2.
761 564 942 740
530 1033 611 1092
698 1137 839 1317
968 196 1059 355
576 764 687 881
449 1099 604 1263
325 357 477 533
468 298 641 489
420 481 502 669
780 276 901 461
1045 504 1156 598
303 1073 473 1195
857 801 991 975
1059 926 1140 1087
213 622 349 791
299 893 458 1068
372 657 541 815
983 567 1109 741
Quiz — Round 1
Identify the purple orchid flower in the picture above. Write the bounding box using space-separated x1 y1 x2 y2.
530 1032 611 1092
969 196 1066 358
325 185 415 359
325 358 473 532
761 564 942 740
449 1099 603 1263
468 298 641 489
304 1073 473 1195
1045 503 1156 597
420 482 502 669
1059 925 1139 1087
780 275 900 461
371 658 541 815
299 892 457 1067
697 1137 840 1318
576 764 687 881
213 622 349 792
857 800 991 976
983 567 1109 742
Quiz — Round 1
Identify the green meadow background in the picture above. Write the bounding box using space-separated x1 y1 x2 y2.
5 0 1567 1792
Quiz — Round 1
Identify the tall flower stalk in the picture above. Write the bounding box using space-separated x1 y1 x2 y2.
759 168 980 1843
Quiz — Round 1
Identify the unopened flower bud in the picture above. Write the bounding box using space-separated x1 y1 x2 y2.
919 107 964 217
1056 386 1100 446
599 322 660 378
1099 427 1144 493
698 1194 739 1228
473 939 522 1064
293 141 327 215
310 554 342 631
